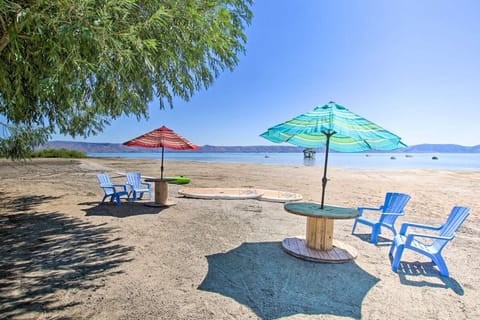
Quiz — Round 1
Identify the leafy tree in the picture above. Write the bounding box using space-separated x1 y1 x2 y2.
0 0 253 159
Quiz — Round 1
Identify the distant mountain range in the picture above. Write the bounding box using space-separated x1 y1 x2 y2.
40 141 480 153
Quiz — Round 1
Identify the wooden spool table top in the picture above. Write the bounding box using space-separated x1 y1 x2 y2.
284 202 359 219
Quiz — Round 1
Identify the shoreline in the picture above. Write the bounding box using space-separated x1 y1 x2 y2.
1 158 479 319
85 152 480 171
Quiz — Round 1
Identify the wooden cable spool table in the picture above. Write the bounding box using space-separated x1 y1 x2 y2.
144 178 177 207
282 202 360 263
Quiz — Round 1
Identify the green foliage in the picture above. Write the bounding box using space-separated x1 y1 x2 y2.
0 0 253 159
0 122 50 159
30 148 87 158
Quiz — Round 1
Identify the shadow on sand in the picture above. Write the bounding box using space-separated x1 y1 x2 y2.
0 193 134 318
354 231 464 294
389 257 464 295
198 241 380 319
82 201 167 218
352 233 393 247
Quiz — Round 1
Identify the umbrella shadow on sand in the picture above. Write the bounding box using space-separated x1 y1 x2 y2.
198 242 379 319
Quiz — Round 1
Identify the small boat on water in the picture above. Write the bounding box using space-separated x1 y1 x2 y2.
432 156 439 160
303 148 316 159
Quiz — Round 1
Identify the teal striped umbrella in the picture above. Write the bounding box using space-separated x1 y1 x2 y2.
260 101 406 208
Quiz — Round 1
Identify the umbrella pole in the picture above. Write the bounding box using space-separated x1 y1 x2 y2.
161 146 165 180
320 132 334 209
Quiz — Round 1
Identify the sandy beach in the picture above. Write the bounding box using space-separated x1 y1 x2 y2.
1 157 479 319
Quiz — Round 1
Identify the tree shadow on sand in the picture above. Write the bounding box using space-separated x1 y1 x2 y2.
0 193 134 318
198 242 380 319
81 201 167 218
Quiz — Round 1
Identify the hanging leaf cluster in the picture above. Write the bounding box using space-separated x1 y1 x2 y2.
0 0 253 159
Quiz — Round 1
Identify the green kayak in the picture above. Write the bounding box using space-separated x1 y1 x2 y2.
165 176 191 185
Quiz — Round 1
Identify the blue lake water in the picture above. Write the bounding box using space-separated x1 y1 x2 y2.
87 152 480 171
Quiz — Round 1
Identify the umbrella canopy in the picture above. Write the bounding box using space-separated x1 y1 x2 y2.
260 101 406 208
123 126 199 179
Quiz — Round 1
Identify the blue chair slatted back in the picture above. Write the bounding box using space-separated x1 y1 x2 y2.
126 172 141 189
97 173 111 184
97 173 115 195
380 192 411 224
433 206 470 251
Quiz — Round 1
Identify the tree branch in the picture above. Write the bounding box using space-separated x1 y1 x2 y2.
0 11 33 52
0 15 6 32
17 34 32 40
0 15 8 52
0 34 9 52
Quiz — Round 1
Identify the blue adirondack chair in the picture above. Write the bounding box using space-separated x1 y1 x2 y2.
97 173 129 206
389 206 470 277
352 192 411 244
126 172 152 201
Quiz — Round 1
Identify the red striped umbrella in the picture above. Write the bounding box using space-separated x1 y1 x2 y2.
123 126 199 179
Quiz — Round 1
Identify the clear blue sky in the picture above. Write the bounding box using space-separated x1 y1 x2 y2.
54 0 480 147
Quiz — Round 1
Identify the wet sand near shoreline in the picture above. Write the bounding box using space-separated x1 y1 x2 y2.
1 158 479 319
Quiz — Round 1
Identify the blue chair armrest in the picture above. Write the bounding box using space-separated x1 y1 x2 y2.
141 182 151 189
405 233 454 246
357 206 383 214
382 211 405 216
112 184 128 191
400 222 443 235
99 184 126 194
